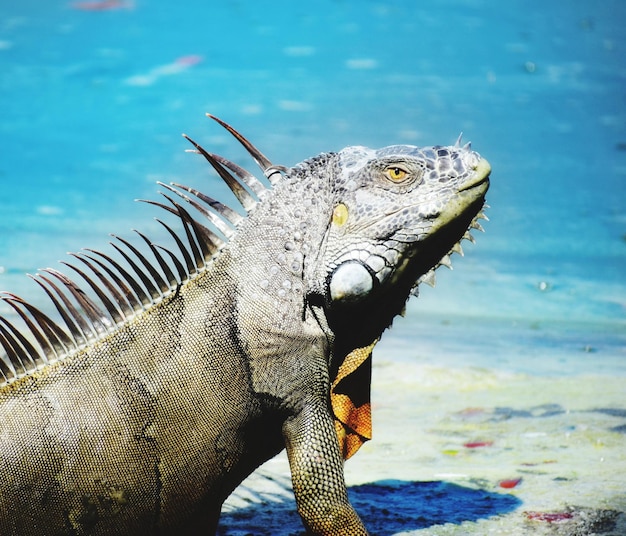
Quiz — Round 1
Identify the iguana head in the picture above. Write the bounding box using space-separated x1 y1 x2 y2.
313 140 490 342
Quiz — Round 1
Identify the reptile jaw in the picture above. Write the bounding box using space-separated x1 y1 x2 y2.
413 207 489 293
459 157 492 192
427 157 490 235
411 158 490 294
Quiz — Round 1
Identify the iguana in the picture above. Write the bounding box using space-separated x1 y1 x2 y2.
0 115 490 535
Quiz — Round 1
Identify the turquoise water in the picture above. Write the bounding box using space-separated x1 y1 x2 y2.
0 1 625 532
1 0 624 358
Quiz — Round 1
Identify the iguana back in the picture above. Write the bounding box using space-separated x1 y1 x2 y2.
0 115 490 535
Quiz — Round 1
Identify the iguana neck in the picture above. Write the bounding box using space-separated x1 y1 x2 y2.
224 154 339 398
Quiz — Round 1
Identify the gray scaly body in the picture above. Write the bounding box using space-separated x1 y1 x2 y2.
0 115 490 535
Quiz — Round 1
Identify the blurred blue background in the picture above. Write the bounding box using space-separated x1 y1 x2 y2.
0 0 624 372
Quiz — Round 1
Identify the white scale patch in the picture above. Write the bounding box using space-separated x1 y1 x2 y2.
337 146 377 186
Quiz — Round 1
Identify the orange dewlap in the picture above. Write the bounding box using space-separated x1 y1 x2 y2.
330 340 377 459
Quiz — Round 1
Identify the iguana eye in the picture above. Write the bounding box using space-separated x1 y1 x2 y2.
384 166 409 182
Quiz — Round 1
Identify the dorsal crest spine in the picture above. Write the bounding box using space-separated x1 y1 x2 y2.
0 115 277 387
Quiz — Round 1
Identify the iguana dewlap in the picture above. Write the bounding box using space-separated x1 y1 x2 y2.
0 115 490 535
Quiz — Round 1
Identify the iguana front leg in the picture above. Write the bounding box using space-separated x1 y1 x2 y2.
282 400 368 535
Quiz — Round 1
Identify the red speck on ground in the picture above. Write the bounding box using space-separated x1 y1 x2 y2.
463 440 493 448
525 511 574 523
498 477 522 489
457 407 486 417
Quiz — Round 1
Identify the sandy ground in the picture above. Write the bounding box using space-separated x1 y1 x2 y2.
218 316 626 535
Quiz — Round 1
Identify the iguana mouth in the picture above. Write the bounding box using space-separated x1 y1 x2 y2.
459 157 491 192
411 159 490 291
427 157 490 236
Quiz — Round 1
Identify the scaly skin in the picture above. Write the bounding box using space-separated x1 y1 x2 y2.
0 117 490 535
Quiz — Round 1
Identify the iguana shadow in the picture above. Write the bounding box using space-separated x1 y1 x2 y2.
218 479 522 535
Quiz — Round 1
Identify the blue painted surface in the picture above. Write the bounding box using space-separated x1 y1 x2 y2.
218 479 521 535
0 1 624 366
